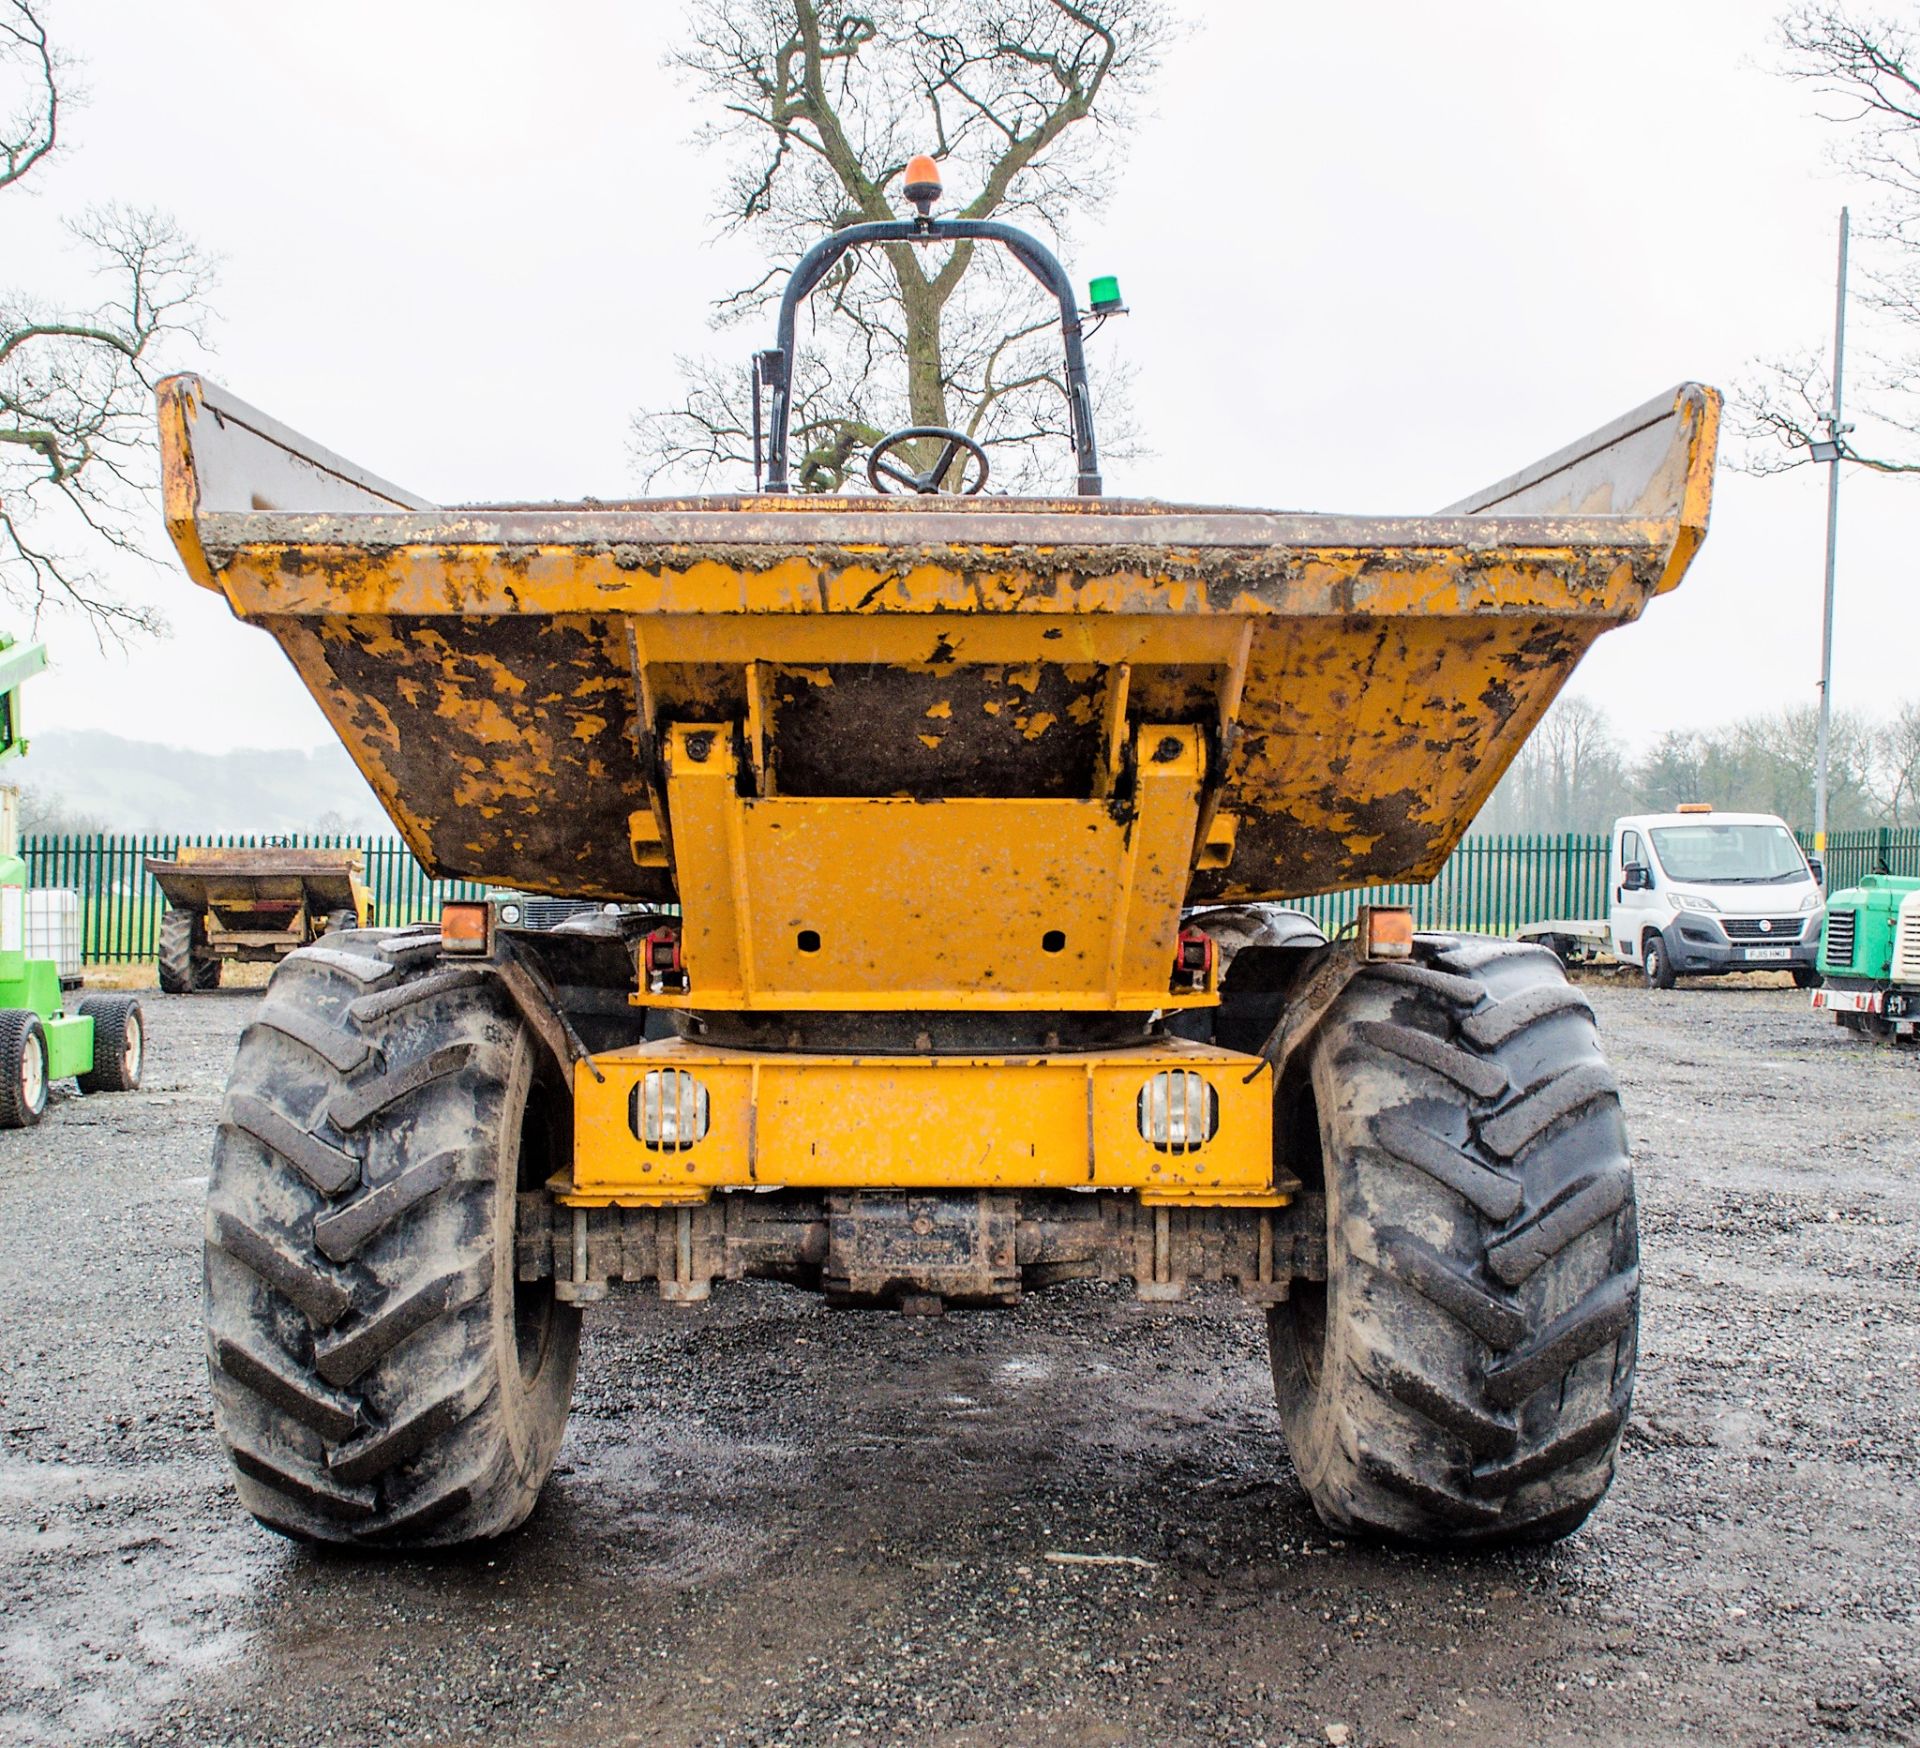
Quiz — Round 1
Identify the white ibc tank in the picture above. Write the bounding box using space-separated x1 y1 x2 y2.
26 888 82 981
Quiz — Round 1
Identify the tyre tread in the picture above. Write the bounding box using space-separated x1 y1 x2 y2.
226 1093 360 1198
1351 1020 1508 1098
1460 984 1592 1050
329 1043 478 1132
207 1209 351 1325
1483 1270 1638 1410
1477 1062 1617 1158
1485 1167 1633 1287
1373 1112 1523 1222
212 1334 361 1441
312 1149 460 1263
251 1007 375 1075
326 1371 495 1488
313 1261 488 1387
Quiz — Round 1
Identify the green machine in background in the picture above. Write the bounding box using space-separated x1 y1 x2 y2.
1812 872 1920 1043
0 633 144 1127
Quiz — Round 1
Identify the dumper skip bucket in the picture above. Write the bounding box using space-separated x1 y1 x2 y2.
157 376 1717 923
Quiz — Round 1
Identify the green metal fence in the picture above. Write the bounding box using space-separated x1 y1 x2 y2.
20 833 488 964
1285 827 1920 937
1279 834 1615 938
22 825 1920 965
1812 827 1920 893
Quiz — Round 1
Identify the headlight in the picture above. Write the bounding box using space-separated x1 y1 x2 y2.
1137 1071 1219 1153
497 902 523 925
1800 891 1823 912
1673 893 1720 914
631 1069 709 1151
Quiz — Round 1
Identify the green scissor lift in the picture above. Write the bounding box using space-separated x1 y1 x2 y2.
0 633 143 1127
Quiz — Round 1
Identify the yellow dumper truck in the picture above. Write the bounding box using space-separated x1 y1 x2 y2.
145 846 373 992
159 186 1717 1551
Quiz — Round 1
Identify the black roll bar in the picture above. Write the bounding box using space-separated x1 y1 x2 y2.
758 217 1102 497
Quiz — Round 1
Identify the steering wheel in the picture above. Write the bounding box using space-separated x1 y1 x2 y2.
865 426 990 495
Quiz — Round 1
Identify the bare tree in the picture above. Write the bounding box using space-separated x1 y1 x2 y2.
1736 5 1920 474
632 0 1167 494
1 0 213 636
1641 703 1880 829
1476 694 1920 835
1476 697 1635 835
0 0 57 188
1872 696 1920 823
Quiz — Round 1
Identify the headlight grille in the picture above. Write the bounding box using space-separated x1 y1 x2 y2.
1137 1071 1219 1154
630 1069 710 1151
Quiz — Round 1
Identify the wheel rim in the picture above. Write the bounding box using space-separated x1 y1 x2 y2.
20 1031 45 1112
122 1012 143 1083
1289 1280 1328 1389
1279 1076 1329 1391
514 1082 563 1386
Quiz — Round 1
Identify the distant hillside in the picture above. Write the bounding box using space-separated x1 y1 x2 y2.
13 731 393 835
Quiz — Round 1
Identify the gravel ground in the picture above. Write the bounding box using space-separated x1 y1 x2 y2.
0 977 1915 1747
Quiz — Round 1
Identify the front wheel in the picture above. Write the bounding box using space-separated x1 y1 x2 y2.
1270 939 1638 1545
1792 966 1822 990
1642 932 1676 990
205 932 579 1546
0 1011 49 1129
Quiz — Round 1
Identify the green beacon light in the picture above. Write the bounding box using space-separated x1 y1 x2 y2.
1088 274 1125 314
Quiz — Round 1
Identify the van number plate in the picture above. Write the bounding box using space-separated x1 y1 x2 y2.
1743 946 1791 962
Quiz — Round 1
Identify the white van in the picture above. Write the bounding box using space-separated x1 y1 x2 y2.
1610 808 1824 988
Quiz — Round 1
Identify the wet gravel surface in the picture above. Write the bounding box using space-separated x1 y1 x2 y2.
0 979 1915 1747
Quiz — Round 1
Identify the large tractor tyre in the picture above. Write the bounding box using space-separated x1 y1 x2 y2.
0 1010 49 1129
204 931 580 1547
1269 938 1638 1546
158 908 221 994
76 995 144 1094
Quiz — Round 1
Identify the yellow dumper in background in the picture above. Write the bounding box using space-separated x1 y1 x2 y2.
144 846 372 992
158 177 1717 1554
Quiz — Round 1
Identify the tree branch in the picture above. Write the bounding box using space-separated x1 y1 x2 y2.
639 0 1167 492
0 0 58 191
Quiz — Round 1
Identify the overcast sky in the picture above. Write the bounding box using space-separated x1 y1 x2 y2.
10 0 1913 757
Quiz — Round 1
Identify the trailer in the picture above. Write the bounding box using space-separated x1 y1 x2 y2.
144 846 373 992
1515 918 1613 966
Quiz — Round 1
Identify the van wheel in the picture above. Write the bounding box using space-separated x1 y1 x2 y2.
1642 932 1676 990
205 932 579 1547
1792 966 1821 990
1270 939 1638 1545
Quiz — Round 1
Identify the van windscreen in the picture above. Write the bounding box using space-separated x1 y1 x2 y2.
1648 823 1807 884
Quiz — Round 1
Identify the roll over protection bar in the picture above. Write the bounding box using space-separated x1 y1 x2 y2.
756 216 1102 497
